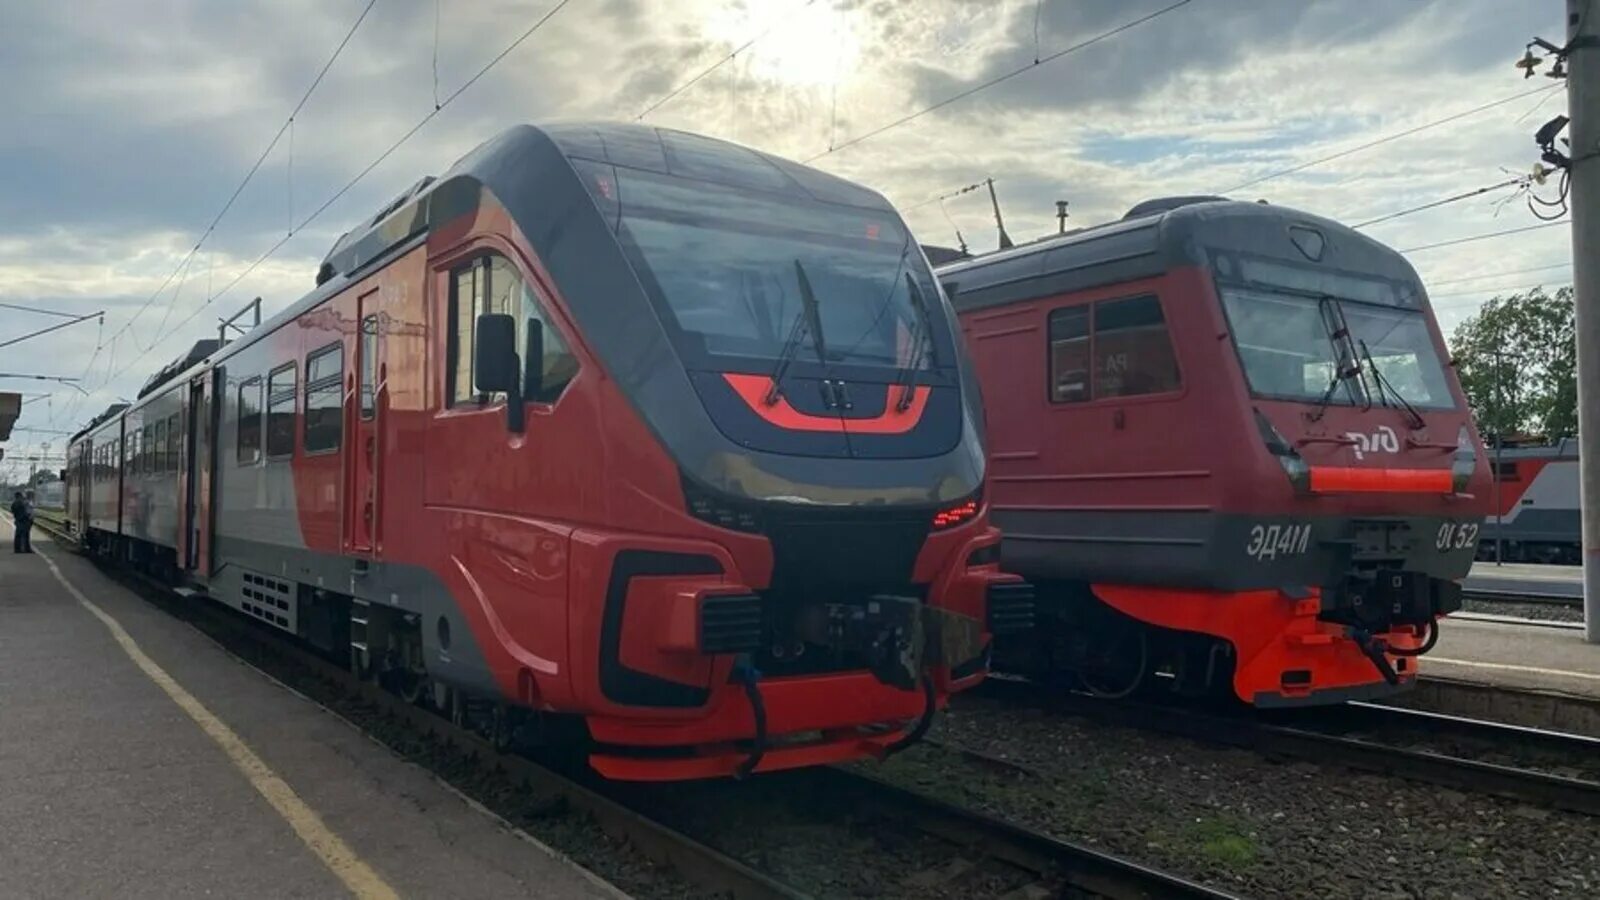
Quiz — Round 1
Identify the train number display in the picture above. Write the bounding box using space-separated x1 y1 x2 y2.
1435 521 1479 552
1246 523 1312 561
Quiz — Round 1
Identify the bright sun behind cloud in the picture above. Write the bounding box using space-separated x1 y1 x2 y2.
702 0 861 89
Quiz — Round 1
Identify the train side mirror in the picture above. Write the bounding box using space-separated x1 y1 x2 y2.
474 313 524 433
522 319 544 402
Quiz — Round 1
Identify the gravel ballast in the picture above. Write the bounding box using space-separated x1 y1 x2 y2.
871 694 1600 899
1461 598 1584 623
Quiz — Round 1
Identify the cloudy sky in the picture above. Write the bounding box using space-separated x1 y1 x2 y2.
0 0 1575 477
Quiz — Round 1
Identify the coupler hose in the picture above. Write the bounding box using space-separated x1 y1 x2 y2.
885 676 937 759
1388 619 1441 657
1351 628 1401 686
732 656 767 780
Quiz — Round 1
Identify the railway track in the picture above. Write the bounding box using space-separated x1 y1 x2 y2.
1462 586 1583 608
31 518 1229 899
973 677 1600 819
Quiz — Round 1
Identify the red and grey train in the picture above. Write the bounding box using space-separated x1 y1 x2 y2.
65 122 1030 781
939 196 1491 706
1478 439 1581 565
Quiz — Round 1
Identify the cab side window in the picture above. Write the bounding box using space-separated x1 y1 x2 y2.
447 254 577 407
1048 295 1180 403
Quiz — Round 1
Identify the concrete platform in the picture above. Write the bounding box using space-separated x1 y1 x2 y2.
0 517 621 899
1426 613 1600 699
1465 561 1584 599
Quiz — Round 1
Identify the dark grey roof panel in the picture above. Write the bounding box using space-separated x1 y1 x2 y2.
939 199 1425 313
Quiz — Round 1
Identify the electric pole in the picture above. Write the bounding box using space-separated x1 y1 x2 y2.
1566 0 1600 643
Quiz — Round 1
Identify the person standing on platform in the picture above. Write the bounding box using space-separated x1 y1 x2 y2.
10 490 33 553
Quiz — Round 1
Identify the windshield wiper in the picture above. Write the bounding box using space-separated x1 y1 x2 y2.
895 274 940 412
762 260 829 406
1308 295 1364 422
1359 339 1426 429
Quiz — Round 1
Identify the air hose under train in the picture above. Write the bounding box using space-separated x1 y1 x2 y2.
1350 627 1401 686
732 657 767 779
1350 617 1443 686
884 676 937 758
1387 619 1441 657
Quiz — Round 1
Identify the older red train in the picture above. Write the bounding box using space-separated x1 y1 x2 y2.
65 123 1031 780
939 196 1491 706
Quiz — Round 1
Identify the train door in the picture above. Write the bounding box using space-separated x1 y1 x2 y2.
344 289 383 556
74 441 91 534
182 372 216 574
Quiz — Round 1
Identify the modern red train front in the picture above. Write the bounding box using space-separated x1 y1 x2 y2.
942 197 1489 706
169 123 1026 781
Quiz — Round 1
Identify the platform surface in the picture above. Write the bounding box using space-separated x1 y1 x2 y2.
1465 561 1584 598
1428 613 1600 699
0 517 620 899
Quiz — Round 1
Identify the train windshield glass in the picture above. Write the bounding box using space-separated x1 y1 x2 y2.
1221 286 1455 409
612 168 949 370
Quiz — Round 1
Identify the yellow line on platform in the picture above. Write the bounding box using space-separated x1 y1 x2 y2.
2 515 399 900
1428 656 1600 682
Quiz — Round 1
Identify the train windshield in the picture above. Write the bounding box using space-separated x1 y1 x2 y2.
611 168 949 371
1221 285 1455 410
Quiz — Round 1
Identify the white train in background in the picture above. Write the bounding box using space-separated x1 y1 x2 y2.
28 478 65 511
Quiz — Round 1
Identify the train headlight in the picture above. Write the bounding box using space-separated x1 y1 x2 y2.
681 477 764 533
932 489 983 530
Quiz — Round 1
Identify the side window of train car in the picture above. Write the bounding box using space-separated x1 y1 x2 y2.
266 363 297 459
304 342 343 453
1048 295 1180 403
1047 307 1090 403
447 254 577 407
166 413 180 471
237 377 264 465
154 421 166 474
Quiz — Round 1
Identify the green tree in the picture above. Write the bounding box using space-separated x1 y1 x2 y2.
1448 286 1577 438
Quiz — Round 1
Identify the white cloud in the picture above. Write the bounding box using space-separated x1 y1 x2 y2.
0 0 1577 461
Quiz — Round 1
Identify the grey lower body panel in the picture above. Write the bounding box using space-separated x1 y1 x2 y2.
208 535 501 698
996 508 1478 592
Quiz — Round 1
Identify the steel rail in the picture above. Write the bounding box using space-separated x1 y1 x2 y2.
798 766 1239 900
974 678 1600 819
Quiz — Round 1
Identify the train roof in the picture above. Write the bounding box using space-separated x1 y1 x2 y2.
1498 438 1579 460
71 403 129 444
138 339 221 400
207 121 896 370
938 197 1424 313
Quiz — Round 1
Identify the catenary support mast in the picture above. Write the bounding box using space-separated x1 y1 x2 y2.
1565 0 1600 642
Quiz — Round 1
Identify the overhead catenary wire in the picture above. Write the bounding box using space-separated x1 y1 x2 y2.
102 0 381 356
1350 178 1525 229
95 0 577 392
903 180 988 213
1426 261 1572 287
636 0 819 120
1399 219 1569 253
0 301 85 319
1429 280 1574 302
1218 83 1563 194
803 0 1197 163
